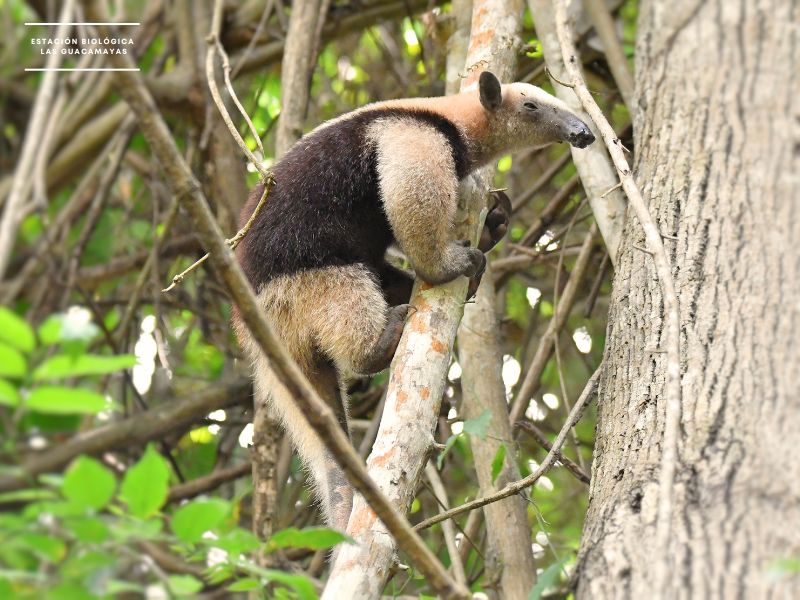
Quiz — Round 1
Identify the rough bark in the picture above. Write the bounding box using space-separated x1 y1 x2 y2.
323 1 524 597
576 0 800 597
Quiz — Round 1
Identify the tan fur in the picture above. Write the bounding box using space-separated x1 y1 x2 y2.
237 265 390 530
368 118 471 283
311 81 575 169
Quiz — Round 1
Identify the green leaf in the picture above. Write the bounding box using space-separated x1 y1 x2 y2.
168 574 204 595
0 488 56 504
0 379 21 407
171 499 230 543
12 533 66 563
265 527 352 552
242 566 318 600
62 456 116 510
26 386 109 414
437 434 459 469
227 578 261 592
37 315 62 346
61 549 116 579
0 307 35 353
265 570 318 600
119 445 170 518
0 344 26 378
214 528 261 555
463 409 492 440
528 559 566 600
46 583 95 600
63 516 110 543
491 443 507 485
33 353 137 380
106 580 145 595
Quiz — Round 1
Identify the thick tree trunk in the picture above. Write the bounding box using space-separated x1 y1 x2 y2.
576 0 800 597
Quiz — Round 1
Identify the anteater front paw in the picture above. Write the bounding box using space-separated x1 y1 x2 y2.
478 190 511 252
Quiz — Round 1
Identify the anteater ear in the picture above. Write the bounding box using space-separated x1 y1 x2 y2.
479 71 502 111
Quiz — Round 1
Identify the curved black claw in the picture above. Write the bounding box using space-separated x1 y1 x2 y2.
478 190 511 252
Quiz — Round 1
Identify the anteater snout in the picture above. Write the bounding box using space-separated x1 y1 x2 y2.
567 125 595 149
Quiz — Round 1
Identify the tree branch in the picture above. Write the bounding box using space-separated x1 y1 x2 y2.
415 366 600 530
509 224 599 424
515 420 590 484
527 0 626 265
0 378 251 492
0 0 74 279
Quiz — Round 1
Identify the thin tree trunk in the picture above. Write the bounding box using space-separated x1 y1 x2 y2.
576 0 800 597
458 264 537 599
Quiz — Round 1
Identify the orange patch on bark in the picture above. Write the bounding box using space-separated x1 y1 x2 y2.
420 387 430 400
411 318 429 333
430 337 447 353
468 28 495 53
371 447 398 467
395 390 409 409
349 506 377 535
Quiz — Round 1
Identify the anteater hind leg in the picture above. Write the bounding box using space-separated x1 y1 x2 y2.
313 264 412 376
248 350 353 533
305 358 354 533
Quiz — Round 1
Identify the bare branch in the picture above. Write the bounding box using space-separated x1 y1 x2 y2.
167 462 252 503
424 463 468 588
527 0 626 265
515 420 590 484
509 224 599 424
581 0 634 106
0 0 75 279
0 378 251 492
415 366 601 530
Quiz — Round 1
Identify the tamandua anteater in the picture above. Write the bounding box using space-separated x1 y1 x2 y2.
234 71 595 532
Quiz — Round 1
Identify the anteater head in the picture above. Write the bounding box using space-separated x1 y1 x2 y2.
477 70 595 154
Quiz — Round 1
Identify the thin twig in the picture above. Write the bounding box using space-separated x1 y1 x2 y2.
0 0 75 278
167 462 252 503
600 181 622 198
515 420 590 484
552 3 682 594
415 367 601 530
162 181 272 292
204 0 271 181
424 463 468 588
509 223 598 423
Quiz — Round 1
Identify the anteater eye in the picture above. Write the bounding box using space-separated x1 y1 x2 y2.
523 101 539 111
